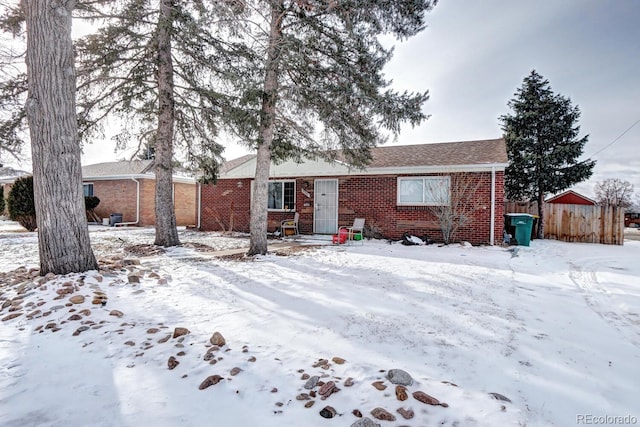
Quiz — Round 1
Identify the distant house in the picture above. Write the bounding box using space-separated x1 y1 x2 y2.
199 139 508 245
82 160 196 226
546 190 596 206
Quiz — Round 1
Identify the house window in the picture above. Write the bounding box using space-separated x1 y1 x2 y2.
268 180 295 211
397 176 450 206
83 183 94 197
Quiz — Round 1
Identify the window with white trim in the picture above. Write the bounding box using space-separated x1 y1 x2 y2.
397 176 450 206
83 183 94 197
268 180 295 211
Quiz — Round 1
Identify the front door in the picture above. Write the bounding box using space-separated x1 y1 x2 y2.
314 179 338 234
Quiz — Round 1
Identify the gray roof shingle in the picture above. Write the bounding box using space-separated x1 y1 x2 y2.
81 160 154 177
220 138 507 174
366 138 507 168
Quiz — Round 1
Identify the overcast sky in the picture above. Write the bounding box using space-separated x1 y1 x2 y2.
5 0 640 199
380 0 640 198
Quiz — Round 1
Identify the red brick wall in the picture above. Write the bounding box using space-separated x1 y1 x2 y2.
86 178 196 226
174 182 196 226
89 179 139 224
200 172 505 245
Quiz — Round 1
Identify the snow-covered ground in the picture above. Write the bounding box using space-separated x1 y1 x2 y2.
1 221 639 427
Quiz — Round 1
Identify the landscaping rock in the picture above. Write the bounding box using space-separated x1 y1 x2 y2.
412 391 440 406
397 407 414 419
387 369 413 386
173 327 190 338
351 417 381 427
395 385 409 401
304 376 319 390
210 331 226 346
69 295 85 304
168 356 179 370
319 406 336 419
371 381 386 391
489 392 512 403
370 407 395 421
199 375 222 390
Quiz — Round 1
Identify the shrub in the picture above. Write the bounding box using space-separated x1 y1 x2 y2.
8 176 37 231
0 186 5 215
84 195 100 210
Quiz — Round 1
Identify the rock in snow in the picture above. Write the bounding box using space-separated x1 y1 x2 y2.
386 369 413 386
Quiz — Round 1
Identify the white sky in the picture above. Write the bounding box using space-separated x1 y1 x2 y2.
4 0 639 199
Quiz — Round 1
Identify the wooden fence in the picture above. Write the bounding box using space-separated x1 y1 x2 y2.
504 201 624 245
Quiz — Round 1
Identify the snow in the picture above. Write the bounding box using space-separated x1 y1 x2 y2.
1 220 639 427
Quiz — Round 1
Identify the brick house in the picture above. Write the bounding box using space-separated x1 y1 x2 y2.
545 190 596 206
199 138 508 245
82 160 196 226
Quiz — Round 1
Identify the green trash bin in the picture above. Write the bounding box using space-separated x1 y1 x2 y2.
505 213 535 246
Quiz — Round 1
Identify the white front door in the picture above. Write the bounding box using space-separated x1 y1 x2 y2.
314 179 338 234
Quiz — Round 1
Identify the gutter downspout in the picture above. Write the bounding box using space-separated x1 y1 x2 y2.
490 166 496 245
114 178 140 227
197 182 202 229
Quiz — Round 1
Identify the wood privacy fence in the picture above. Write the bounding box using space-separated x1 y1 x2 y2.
504 201 624 245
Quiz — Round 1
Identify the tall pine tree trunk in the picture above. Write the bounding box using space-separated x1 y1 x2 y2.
23 0 98 275
248 1 284 256
154 0 180 247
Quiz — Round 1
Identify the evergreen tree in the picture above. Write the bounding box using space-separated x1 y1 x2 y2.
74 0 250 246
0 184 5 215
0 4 27 161
500 70 595 238
234 0 436 255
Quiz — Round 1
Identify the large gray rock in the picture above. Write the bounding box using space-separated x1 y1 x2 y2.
351 417 381 427
304 375 319 390
386 369 413 386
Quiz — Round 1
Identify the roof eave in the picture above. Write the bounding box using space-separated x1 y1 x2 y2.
82 174 196 184
220 162 509 179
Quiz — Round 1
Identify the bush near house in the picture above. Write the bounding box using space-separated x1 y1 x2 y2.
0 186 5 215
7 176 37 231
84 196 100 211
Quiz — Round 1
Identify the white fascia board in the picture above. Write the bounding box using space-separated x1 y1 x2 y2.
360 163 509 175
222 157 352 179
221 160 508 179
82 174 196 184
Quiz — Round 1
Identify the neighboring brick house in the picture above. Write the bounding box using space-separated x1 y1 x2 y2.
545 190 596 206
199 139 508 245
82 160 196 226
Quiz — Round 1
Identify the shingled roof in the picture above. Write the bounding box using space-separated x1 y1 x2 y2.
81 160 153 177
366 138 507 168
220 138 507 176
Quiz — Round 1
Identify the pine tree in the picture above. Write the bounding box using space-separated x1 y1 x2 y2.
236 0 436 255
500 70 595 238
22 0 98 274
74 0 250 246
0 4 27 162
